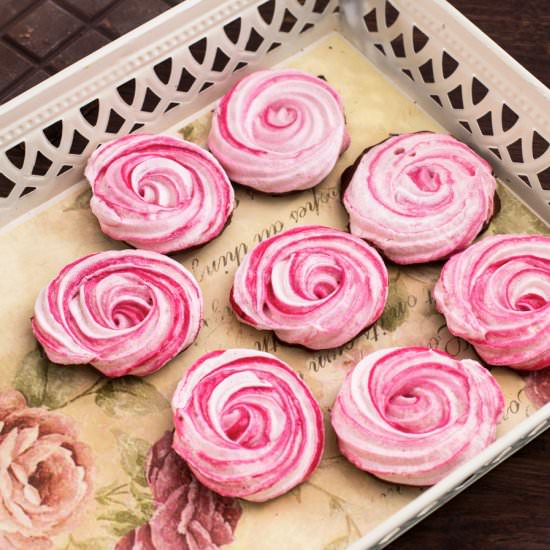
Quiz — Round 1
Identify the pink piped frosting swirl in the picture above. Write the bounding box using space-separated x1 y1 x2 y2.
171 349 324 501
331 347 504 486
208 69 350 193
85 134 234 253
343 132 496 264
32 249 203 377
434 234 550 370
230 225 388 349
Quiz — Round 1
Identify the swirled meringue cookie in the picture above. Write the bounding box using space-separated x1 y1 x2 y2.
32 250 203 377
343 132 496 264
171 349 324 501
230 225 388 349
85 134 234 253
434 234 550 370
208 69 350 193
331 347 504 486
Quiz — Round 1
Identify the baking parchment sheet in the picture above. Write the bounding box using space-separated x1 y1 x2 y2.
0 34 548 550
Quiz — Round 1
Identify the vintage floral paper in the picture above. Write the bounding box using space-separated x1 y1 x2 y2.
0 34 548 549
0 388 94 549
116 431 241 549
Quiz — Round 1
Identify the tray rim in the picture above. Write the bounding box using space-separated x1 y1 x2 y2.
0 0 341 225
340 0 550 226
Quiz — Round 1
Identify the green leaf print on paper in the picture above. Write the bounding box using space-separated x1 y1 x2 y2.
15 351 169 415
63 187 92 212
14 349 100 409
99 514 145 537
177 112 212 146
60 535 115 550
322 536 349 550
96 483 153 537
483 184 549 236
95 481 129 507
100 510 144 527
180 123 195 140
63 186 92 212
113 430 150 487
95 376 169 417
130 480 155 517
13 349 47 406
42 361 99 409
305 481 361 548
95 429 155 539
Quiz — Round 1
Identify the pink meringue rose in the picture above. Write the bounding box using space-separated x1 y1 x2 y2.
208 69 350 193
171 349 324 501
434 234 550 370
32 249 203 377
0 390 94 549
343 132 496 264
85 134 234 253
331 347 504 486
230 225 388 349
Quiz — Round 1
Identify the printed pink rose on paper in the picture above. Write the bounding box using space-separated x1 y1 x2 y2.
0 389 94 549
117 431 242 550
525 368 550 409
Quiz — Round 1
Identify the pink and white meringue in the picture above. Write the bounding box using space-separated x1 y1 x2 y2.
32 249 203 377
343 132 496 264
208 69 350 193
434 234 550 370
230 225 388 349
85 134 234 253
171 349 324 501
331 347 504 486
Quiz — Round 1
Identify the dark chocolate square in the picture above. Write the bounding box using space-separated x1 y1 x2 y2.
98 0 170 38
0 41 33 92
7 1 82 59
49 28 110 71
61 0 115 19
0 0 36 28
2 69 50 103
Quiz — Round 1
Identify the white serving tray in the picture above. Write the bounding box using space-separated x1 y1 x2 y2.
1 1 549 548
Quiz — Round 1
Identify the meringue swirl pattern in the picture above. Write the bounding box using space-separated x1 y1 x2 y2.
32 250 203 377
434 234 550 370
171 349 324 501
230 225 388 349
331 347 504 486
86 134 234 253
343 132 496 264
208 69 350 193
